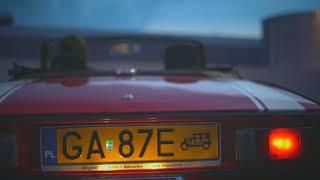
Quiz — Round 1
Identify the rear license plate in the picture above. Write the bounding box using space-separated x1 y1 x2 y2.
41 123 220 171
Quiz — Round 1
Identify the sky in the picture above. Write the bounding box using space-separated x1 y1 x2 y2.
0 0 320 38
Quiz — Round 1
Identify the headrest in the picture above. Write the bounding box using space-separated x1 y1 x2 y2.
51 35 87 71
164 44 205 70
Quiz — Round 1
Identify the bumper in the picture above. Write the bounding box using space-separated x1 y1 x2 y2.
2 168 320 180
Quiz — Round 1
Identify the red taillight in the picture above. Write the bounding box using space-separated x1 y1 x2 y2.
268 128 301 160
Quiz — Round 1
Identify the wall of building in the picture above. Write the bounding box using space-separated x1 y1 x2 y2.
241 11 320 102
263 11 320 68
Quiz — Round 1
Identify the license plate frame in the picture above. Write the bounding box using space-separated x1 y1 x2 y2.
40 123 221 172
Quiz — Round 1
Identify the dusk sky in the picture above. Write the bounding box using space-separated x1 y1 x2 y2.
0 0 320 38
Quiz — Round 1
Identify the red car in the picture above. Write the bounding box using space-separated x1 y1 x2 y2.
1 36 320 179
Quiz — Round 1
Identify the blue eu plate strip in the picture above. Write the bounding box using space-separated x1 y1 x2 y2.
41 127 57 166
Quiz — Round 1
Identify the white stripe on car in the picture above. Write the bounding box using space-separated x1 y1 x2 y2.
0 80 30 103
229 83 265 111
230 80 305 111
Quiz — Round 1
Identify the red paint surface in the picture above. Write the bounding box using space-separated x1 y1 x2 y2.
2 115 319 177
0 76 319 177
0 75 319 115
0 76 260 115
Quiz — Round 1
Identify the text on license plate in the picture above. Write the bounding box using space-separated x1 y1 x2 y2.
41 124 219 165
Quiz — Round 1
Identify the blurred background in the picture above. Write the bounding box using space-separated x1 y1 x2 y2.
1 0 320 100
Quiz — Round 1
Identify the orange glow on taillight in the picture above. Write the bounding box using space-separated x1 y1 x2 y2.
269 128 301 160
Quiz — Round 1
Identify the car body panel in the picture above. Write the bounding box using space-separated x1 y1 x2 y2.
1 75 320 178
0 75 319 116
2 113 320 178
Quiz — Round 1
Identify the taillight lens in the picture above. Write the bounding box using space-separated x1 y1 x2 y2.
236 127 304 161
268 128 301 160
